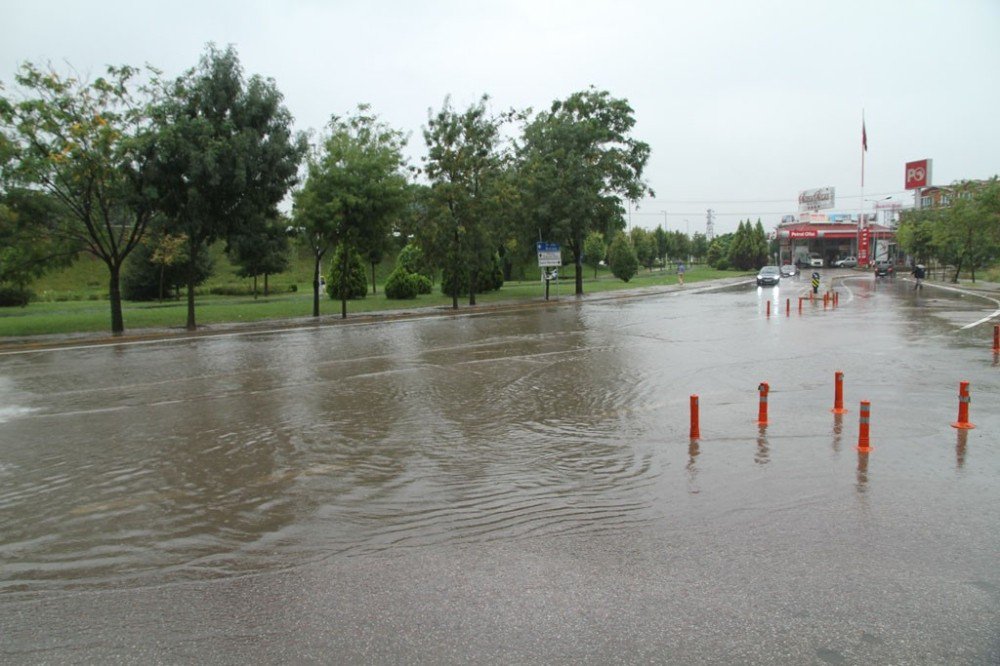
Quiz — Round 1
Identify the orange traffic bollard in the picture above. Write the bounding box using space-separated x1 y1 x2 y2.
823 292 829 309
786 298 790 316
831 371 848 414
766 300 771 317
690 394 700 439
951 381 976 429
994 325 999 353
857 400 872 452
798 297 804 313
834 291 839 306
757 382 769 425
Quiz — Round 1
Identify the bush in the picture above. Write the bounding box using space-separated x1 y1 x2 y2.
396 243 434 283
384 267 420 299
477 252 504 293
0 286 33 307
608 231 639 282
327 245 368 300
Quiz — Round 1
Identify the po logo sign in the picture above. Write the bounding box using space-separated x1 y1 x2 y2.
905 159 931 190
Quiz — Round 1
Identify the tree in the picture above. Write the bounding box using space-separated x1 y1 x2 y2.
1 62 159 334
227 217 291 297
670 230 691 264
122 232 213 301
630 227 655 271
294 106 409 318
150 45 306 329
583 230 606 279
690 232 709 262
0 188 77 294
653 225 669 267
607 230 638 282
423 95 508 308
518 88 653 296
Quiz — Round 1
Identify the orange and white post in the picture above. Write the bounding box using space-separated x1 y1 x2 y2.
857 401 872 452
757 382 769 426
831 371 848 414
951 381 976 429
690 395 701 440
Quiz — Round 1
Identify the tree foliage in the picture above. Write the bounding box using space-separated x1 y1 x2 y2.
150 44 306 329
608 230 638 282
583 230 606 278
226 217 291 297
294 105 408 318
1 62 158 333
326 243 367 300
897 178 1000 282
518 88 652 295
423 95 508 308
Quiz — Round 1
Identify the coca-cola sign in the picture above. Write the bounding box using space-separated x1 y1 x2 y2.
798 187 835 211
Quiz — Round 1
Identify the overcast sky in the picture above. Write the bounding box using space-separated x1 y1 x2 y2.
4 0 999 235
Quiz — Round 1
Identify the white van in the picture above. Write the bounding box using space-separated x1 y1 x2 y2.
809 252 824 268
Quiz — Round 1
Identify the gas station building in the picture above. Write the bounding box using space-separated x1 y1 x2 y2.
776 213 897 268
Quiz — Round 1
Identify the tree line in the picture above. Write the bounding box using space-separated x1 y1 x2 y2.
1 45 656 335
895 178 1000 282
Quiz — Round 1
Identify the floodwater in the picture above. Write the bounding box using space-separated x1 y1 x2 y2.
1 274 998 664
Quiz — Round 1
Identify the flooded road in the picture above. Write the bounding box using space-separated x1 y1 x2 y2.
2 275 999 663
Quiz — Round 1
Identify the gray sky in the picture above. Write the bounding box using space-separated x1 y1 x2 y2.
4 0 999 235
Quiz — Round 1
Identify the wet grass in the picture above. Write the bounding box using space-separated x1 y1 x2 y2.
1 264 741 338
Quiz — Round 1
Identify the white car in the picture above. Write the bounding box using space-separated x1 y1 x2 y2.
809 253 824 268
834 256 858 268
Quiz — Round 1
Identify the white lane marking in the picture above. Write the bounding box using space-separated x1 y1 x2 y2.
907 279 1000 329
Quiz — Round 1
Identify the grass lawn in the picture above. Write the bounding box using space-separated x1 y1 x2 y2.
1 256 742 338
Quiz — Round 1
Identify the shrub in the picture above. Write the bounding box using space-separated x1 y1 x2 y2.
327 245 368 300
396 243 434 282
384 267 420 299
608 231 639 282
0 286 33 307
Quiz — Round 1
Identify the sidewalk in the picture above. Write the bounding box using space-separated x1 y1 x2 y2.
0 276 752 353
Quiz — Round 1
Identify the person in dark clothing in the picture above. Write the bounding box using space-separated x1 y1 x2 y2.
912 264 925 289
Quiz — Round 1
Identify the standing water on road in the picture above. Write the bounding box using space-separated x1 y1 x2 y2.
1 276 998 663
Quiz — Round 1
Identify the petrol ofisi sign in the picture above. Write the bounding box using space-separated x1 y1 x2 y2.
905 159 932 190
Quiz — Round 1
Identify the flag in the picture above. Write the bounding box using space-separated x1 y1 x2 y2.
862 120 867 152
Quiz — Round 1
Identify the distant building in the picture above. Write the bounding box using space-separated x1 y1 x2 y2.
775 212 895 268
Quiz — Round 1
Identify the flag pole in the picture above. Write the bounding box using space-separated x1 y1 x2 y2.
860 109 866 266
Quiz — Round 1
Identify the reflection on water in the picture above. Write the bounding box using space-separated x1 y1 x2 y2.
1 280 998 595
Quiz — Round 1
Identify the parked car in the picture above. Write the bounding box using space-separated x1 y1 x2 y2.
756 265 781 286
809 252 824 268
834 256 858 268
780 264 798 277
874 260 894 277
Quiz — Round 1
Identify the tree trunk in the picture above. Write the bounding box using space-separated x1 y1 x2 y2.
468 269 477 306
312 254 321 317
253 274 258 300
264 273 269 297
108 264 125 337
158 264 166 303
371 262 377 295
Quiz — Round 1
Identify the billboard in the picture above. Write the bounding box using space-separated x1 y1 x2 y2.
905 159 932 190
798 187 835 211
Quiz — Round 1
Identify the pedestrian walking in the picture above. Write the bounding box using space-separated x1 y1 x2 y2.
677 261 686 285
912 264 925 290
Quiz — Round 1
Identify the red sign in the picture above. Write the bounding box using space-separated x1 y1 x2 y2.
859 229 871 265
905 159 932 190
788 230 818 239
